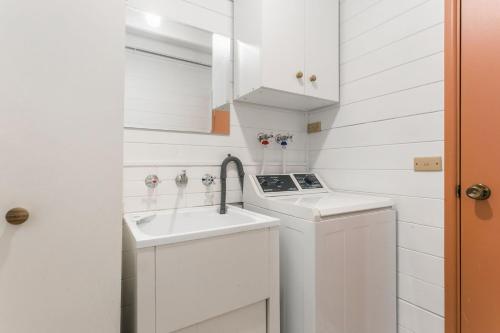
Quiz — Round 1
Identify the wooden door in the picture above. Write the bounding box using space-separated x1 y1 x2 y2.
304 0 339 101
460 0 500 331
0 0 124 332
261 0 305 95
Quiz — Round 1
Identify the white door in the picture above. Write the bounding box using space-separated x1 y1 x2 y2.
305 0 339 101
0 1 124 332
262 0 305 95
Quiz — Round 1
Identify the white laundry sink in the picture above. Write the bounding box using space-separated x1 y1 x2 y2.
123 205 279 248
122 205 280 333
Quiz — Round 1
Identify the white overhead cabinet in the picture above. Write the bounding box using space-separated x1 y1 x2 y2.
234 0 339 111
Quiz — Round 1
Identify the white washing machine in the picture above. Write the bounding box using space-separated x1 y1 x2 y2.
243 173 396 333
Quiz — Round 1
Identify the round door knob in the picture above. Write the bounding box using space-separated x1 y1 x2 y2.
5 207 30 225
465 184 491 200
310 74 317 82
296 71 304 79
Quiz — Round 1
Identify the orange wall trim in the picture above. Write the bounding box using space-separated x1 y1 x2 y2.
211 109 230 135
444 0 460 332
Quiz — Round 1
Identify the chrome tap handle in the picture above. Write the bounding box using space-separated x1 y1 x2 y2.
145 175 161 189
202 174 216 186
175 170 188 187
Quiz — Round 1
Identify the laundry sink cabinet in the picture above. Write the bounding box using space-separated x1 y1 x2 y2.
121 206 280 333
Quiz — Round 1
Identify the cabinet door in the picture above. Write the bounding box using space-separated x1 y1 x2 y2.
155 230 270 332
174 301 267 333
305 0 339 101
262 0 305 95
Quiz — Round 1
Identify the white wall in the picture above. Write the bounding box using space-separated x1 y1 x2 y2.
125 0 445 331
124 102 307 212
123 0 307 213
309 0 444 332
128 0 232 37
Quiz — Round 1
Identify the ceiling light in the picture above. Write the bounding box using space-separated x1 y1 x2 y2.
144 12 161 28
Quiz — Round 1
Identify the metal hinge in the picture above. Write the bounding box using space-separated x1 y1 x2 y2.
456 184 461 198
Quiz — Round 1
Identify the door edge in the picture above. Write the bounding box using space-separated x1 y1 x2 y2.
444 0 461 332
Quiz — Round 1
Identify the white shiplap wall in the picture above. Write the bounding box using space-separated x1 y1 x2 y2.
125 0 445 331
309 0 445 332
123 0 307 214
124 101 307 212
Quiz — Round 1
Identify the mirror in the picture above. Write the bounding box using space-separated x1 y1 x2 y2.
124 6 232 133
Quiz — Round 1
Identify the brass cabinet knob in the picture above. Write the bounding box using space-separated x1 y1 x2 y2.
466 184 491 200
5 207 30 225
296 71 304 79
310 74 317 82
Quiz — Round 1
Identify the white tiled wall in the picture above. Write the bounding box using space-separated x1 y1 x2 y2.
309 0 445 332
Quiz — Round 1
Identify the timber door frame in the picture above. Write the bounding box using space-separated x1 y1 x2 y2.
444 0 460 332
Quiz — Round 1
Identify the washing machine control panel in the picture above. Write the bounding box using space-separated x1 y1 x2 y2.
293 174 324 190
256 175 299 193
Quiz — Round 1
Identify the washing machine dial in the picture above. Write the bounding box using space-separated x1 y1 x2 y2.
256 175 299 192
304 175 315 185
293 174 323 190
259 178 269 187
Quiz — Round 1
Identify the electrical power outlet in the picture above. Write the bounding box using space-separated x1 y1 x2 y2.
414 157 443 171
307 121 321 133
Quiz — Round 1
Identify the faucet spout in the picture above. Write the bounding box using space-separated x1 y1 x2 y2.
219 154 245 214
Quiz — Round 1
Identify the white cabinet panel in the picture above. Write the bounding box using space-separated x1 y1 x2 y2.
124 227 280 333
234 0 339 111
305 0 339 101
174 301 267 333
261 0 305 95
155 229 271 332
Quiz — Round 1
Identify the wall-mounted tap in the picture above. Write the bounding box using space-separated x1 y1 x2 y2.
275 133 294 174
145 174 161 189
275 133 294 148
220 154 245 214
257 132 274 146
175 170 188 187
202 174 216 186
258 132 274 175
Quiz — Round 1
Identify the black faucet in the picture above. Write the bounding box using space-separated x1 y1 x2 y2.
220 154 245 214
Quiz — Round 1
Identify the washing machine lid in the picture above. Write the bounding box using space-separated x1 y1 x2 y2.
270 192 393 220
